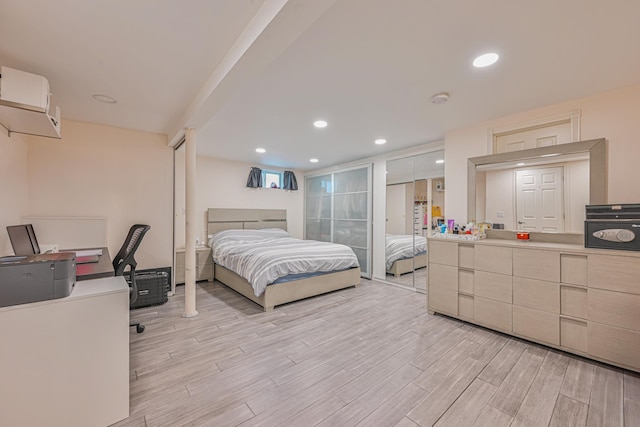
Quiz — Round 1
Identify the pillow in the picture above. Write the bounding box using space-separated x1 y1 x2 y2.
209 228 290 247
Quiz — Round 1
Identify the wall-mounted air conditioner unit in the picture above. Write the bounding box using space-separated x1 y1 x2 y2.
0 66 61 138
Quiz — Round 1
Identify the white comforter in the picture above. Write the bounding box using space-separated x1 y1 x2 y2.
385 234 427 270
209 229 359 297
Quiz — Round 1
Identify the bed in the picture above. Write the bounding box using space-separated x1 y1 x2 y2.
207 208 361 311
385 234 428 277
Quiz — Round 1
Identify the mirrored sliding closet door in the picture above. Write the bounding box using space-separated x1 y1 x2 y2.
385 151 444 291
305 165 372 278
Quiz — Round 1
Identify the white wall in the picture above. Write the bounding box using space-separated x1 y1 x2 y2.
27 120 173 269
484 168 514 228
174 154 304 247
566 160 589 232
0 129 29 256
445 83 640 224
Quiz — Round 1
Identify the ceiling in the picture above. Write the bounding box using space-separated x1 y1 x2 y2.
2 0 640 171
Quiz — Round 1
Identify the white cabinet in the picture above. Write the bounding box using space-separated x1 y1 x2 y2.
0 277 129 426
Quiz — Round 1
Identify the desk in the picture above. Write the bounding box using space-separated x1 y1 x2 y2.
0 276 130 426
62 247 114 281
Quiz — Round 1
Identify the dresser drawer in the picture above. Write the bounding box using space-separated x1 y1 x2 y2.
589 254 640 294
428 285 458 316
458 269 474 294
588 289 640 332
429 241 458 266
588 322 640 371
429 263 458 291
176 247 212 267
513 277 559 313
560 254 587 286
458 294 474 319
458 244 474 269
513 306 559 345
560 317 587 353
474 245 512 275
474 270 512 303
197 249 212 265
474 296 512 332
560 285 587 319
513 248 560 282
197 263 213 281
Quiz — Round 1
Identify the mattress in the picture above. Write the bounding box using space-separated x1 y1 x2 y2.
385 234 427 270
209 229 360 297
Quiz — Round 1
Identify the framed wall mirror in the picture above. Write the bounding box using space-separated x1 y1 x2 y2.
468 138 606 233
385 150 444 291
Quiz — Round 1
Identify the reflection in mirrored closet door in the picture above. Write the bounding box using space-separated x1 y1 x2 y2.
385 151 444 292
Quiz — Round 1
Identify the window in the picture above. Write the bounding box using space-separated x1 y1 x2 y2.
262 170 283 189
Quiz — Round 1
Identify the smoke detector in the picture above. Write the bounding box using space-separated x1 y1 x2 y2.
431 92 449 104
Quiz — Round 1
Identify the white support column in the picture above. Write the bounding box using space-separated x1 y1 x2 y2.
183 128 198 318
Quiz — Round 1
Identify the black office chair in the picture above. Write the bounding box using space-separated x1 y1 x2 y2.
113 224 151 334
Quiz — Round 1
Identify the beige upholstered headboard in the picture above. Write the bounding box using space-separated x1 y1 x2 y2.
207 208 287 236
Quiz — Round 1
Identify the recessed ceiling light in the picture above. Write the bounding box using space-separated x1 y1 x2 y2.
92 94 117 104
255 148 266 153
375 139 387 145
431 93 449 104
435 159 445 164
310 158 319 163
313 120 328 128
473 53 499 68
516 162 525 166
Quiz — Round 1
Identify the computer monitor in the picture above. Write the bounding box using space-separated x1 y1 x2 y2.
6 224 41 256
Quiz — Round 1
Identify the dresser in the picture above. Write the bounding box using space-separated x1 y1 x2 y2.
427 237 640 373
175 246 213 284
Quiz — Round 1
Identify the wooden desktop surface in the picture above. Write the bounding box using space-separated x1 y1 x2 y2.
63 247 114 281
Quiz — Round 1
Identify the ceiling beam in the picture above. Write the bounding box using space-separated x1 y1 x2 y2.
166 0 339 147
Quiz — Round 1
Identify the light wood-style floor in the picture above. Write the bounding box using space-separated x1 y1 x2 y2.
386 267 427 288
113 279 640 427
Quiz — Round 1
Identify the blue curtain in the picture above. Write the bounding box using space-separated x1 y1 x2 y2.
283 170 298 191
246 167 262 188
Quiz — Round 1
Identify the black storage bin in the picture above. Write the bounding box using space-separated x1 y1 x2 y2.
125 270 170 309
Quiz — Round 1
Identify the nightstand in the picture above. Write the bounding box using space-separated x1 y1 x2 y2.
175 246 213 284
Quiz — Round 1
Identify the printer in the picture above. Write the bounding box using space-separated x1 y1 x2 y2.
0 253 76 308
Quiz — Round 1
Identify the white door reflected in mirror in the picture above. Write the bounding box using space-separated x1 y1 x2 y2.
515 166 564 232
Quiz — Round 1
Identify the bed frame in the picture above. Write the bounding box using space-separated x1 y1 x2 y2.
207 208 361 311
387 253 428 277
